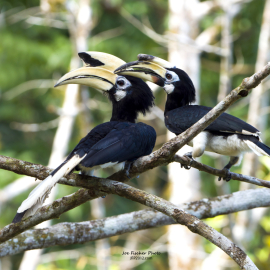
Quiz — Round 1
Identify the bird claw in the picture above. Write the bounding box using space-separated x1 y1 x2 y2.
181 152 194 170
218 169 232 182
125 170 131 179
125 162 132 179
181 163 192 170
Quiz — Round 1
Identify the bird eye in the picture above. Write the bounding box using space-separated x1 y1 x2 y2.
117 79 125 87
166 73 173 80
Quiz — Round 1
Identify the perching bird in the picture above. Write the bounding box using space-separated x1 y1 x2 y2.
115 54 270 181
13 52 156 223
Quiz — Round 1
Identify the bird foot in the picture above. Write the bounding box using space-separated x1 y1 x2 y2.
126 171 130 179
125 162 132 179
181 152 194 170
218 168 232 182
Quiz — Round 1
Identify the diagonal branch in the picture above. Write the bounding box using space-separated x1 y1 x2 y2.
0 178 258 269
0 187 106 244
0 154 268 243
1 188 270 258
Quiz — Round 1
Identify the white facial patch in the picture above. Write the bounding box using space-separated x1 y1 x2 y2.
164 84 175 94
114 90 127 101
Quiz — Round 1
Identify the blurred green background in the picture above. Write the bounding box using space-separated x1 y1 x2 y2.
1 0 270 269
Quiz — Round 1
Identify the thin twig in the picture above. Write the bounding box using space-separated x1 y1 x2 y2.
174 155 270 188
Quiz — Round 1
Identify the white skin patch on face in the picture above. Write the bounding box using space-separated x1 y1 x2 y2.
164 84 175 94
114 90 127 101
114 76 131 102
163 70 179 94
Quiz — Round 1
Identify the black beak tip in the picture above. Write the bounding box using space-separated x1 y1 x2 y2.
114 61 140 74
114 65 124 73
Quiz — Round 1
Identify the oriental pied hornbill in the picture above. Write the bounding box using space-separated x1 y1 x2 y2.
115 54 270 181
13 52 156 223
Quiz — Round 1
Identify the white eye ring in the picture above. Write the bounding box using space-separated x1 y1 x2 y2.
116 76 131 90
165 71 179 83
165 72 173 81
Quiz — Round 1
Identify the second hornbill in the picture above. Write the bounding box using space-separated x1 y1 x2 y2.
115 54 270 181
13 52 156 223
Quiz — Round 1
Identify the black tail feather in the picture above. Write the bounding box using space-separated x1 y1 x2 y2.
12 209 28 223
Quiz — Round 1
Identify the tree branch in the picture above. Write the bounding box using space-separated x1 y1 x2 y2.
1 152 270 196
1 188 269 258
174 155 270 188
0 187 106 244
0 179 258 269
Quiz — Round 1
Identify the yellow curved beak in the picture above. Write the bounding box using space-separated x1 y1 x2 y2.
54 67 116 92
114 55 168 86
137 54 173 69
55 51 128 91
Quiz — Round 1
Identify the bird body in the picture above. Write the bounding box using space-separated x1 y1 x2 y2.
115 54 270 179
164 105 259 136
74 121 156 173
13 52 156 223
13 121 155 223
164 105 263 158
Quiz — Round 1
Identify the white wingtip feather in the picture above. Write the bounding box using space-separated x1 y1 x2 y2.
17 154 86 219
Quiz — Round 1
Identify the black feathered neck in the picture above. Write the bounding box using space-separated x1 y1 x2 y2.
109 76 155 123
165 68 196 114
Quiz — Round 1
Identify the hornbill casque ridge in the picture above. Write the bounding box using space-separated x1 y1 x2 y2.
115 54 270 181
13 52 156 223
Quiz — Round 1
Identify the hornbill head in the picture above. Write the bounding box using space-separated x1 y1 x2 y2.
54 52 154 116
114 54 196 103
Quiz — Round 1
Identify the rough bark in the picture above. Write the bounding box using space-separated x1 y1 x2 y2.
1 150 270 191
1 188 270 257
0 180 259 269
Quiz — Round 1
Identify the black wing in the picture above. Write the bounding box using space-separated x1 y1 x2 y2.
50 121 122 174
64 121 122 160
79 122 156 168
165 105 259 135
